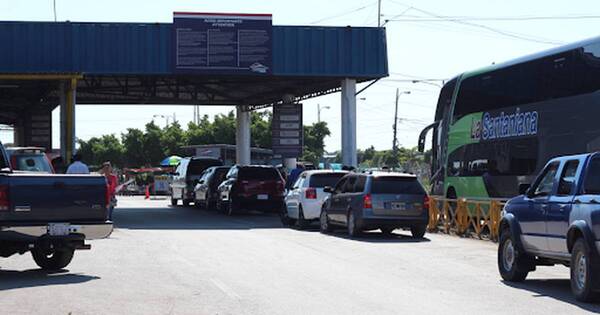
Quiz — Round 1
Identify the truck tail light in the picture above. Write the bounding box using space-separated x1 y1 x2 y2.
423 195 430 212
0 185 10 211
305 187 317 199
363 194 372 209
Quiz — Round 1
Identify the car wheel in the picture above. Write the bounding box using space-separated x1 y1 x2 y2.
280 205 296 227
170 196 178 206
183 199 191 207
297 207 308 230
320 209 333 233
498 228 532 282
380 227 395 236
194 199 202 209
347 210 361 237
571 238 600 302
410 225 427 239
31 247 75 271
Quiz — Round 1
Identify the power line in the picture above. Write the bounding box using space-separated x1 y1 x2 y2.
310 0 378 24
382 14 600 22
384 0 565 45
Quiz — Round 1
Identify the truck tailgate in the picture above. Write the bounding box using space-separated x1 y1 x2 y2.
0 174 107 223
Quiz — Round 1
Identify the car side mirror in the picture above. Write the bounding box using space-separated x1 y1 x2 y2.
519 183 531 195
323 186 333 194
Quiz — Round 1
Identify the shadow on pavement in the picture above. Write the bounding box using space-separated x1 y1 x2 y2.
503 279 600 313
323 230 431 243
0 269 99 291
114 206 285 230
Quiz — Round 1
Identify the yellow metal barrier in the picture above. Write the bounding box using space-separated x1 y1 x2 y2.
428 196 505 242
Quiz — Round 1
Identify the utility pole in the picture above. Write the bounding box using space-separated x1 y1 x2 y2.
53 0 57 22
392 88 399 157
377 0 382 27
392 89 411 168
317 104 330 123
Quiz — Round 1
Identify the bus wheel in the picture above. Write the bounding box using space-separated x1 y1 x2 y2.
446 187 457 199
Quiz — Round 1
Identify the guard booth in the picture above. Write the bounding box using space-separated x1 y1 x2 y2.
0 13 388 166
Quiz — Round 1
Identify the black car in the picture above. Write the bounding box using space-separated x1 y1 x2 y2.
194 166 231 209
320 172 429 238
170 157 223 206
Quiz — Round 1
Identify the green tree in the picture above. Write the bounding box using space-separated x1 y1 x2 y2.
161 120 186 156
121 128 145 167
212 112 236 145
143 121 164 165
251 111 272 148
301 121 331 165
77 134 124 168
185 115 214 145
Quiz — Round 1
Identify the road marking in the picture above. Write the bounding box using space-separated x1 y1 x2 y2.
210 278 241 300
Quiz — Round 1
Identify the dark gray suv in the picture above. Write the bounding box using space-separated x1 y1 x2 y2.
320 172 429 238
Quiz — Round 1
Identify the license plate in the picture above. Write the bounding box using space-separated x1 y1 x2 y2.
391 202 406 210
48 223 71 236
257 194 269 200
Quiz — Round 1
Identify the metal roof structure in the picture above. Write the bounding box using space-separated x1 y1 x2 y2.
0 21 388 110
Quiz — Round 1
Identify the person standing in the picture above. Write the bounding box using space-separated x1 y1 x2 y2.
66 153 90 174
286 163 305 190
51 156 67 174
100 161 118 220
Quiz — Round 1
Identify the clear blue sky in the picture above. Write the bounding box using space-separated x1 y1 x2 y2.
1 0 599 151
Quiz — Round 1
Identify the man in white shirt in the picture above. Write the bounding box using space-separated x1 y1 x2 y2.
66 153 90 174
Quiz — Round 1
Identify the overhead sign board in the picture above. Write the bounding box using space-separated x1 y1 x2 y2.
173 12 272 74
272 103 303 158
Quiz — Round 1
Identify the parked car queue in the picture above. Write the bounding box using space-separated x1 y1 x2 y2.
169 158 430 239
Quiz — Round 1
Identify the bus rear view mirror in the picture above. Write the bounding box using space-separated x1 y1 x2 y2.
519 183 531 195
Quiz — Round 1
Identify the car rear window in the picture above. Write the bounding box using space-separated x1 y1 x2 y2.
14 155 52 173
188 160 222 175
239 167 280 180
370 177 425 194
309 173 346 188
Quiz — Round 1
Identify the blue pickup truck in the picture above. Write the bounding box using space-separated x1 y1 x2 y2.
0 143 113 270
498 152 600 301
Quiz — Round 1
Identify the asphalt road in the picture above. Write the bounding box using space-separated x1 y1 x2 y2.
0 196 599 315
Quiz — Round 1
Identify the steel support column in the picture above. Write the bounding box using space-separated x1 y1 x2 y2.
341 78 357 167
60 79 77 161
236 105 251 165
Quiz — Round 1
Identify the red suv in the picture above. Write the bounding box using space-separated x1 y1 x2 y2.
217 165 285 215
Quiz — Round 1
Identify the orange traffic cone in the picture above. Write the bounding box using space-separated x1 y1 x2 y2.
145 185 150 199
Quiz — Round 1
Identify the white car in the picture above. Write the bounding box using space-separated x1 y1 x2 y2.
282 170 348 229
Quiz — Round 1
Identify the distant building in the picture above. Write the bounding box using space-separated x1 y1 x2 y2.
182 144 273 166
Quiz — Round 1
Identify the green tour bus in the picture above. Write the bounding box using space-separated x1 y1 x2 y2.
418 36 600 200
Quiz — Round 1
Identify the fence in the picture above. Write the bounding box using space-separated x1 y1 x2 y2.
427 196 505 242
